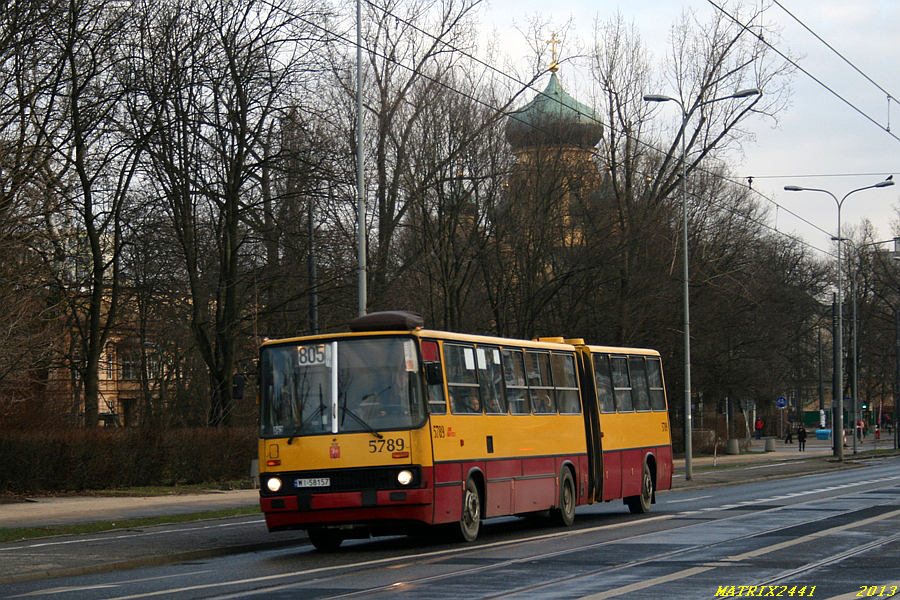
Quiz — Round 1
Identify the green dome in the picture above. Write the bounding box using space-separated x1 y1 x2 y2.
505 73 603 150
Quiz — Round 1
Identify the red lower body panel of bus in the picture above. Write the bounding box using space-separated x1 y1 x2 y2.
260 454 589 532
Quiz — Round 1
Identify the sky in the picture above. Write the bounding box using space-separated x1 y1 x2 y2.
479 0 900 260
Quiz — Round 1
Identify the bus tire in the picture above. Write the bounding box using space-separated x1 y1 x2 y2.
307 527 343 552
626 461 653 514
551 469 576 527
458 477 482 542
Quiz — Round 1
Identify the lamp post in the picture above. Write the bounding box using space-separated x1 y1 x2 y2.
784 180 894 461
356 0 366 317
644 87 761 480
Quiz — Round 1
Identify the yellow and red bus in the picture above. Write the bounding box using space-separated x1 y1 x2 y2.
258 311 672 550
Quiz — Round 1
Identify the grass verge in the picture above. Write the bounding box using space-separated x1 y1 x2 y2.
0 505 260 544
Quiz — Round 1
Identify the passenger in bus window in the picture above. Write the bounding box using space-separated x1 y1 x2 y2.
485 393 502 414
462 388 481 413
452 387 481 413
532 391 552 413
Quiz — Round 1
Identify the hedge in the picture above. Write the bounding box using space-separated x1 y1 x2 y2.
0 427 256 493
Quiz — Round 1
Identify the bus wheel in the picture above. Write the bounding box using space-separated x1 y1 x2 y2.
458 477 482 542
307 527 343 552
626 462 653 514
551 470 576 527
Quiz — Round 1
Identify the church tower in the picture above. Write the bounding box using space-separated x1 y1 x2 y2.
504 47 604 244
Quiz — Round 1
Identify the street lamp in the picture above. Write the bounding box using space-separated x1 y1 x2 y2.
784 179 894 460
356 0 366 317
644 87 761 480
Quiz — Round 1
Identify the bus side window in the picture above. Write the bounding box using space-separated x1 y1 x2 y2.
422 341 446 414
629 356 651 411
593 354 615 413
610 356 634 412
647 357 667 411
423 369 445 414
446 344 480 414
551 353 580 414
502 348 530 414
479 347 506 414
526 351 556 414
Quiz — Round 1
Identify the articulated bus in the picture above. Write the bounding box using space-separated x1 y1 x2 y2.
258 311 672 550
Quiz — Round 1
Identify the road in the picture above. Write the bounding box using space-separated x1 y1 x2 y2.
3 455 900 599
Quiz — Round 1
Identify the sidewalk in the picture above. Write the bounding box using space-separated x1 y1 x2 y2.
678 432 839 469
671 433 896 490
0 488 261 530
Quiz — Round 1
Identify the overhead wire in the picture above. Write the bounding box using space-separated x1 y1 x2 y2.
770 0 899 109
705 0 898 254
315 0 843 258
748 172 897 181
706 0 900 144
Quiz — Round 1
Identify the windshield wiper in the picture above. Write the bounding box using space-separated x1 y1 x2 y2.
287 404 327 445
288 384 328 445
341 404 383 439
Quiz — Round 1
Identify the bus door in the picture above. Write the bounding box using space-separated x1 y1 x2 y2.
592 353 623 501
575 349 603 503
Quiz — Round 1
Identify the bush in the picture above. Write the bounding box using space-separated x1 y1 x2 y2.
0 427 256 493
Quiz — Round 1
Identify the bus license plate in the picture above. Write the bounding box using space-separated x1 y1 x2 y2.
295 477 330 488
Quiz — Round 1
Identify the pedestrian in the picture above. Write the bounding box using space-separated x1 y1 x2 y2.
785 425 793 444
797 425 807 452
755 417 764 440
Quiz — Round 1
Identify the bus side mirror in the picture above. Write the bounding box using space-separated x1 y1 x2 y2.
425 363 443 386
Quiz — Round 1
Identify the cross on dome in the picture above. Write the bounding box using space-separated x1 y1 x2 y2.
546 32 561 73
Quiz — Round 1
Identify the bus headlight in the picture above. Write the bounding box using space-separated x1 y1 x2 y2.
397 470 413 486
266 477 283 493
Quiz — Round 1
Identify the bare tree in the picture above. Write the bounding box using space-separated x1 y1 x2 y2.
394 68 513 331
336 0 485 311
35 0 146 427
0 0 68 411
126 0 330 426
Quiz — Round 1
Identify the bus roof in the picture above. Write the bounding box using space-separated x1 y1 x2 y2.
260 330 661 356
577 344 661 357
260 328 578 352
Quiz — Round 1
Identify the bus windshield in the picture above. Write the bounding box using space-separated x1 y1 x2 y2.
259 336 426 438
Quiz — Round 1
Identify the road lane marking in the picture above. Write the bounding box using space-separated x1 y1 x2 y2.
665 495 713 503
577 566 715 600
575 509 900 599
0 519 267 553
96 515 679 599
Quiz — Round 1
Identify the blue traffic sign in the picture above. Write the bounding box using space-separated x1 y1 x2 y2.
776 396 787 408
